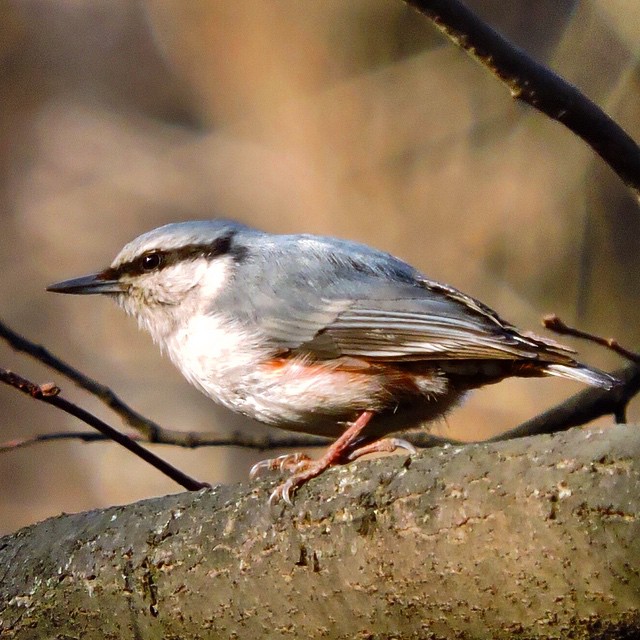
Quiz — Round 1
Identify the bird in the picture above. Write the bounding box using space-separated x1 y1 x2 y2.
47 220 617 504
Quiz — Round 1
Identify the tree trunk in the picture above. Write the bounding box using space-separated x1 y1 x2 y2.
1 423 639 639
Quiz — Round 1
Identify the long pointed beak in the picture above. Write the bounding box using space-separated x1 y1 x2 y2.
46 273 125 295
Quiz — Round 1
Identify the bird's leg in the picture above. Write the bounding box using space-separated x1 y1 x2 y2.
346 437 417 461
268 410 375 505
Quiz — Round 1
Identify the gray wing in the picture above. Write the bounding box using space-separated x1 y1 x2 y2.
296 290 569 362
224 234 572 363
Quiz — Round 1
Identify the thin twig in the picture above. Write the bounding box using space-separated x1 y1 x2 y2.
543 314 640 364
0 431 126 452
540 314 640 423
7 354 640 456
0 318 461 451
3 354 636 454
1 314 634 456
0 427 456 453
0 368 209 491
403 0 640 200
1 307 632 457
0 320 457 450
0 319 165 440
5 356 636 454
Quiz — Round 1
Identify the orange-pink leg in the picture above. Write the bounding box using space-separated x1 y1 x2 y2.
268 410 376 505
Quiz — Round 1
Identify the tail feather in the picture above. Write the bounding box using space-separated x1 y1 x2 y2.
545 363 618 390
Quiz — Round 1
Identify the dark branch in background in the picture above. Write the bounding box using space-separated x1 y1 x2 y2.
0 317 454 451
403 0 640 200
0 426 454 453
0 367 208 492
0 427 334 453
1 319 343 449
0 431 123 452
489 364 640 440
4 362 638 453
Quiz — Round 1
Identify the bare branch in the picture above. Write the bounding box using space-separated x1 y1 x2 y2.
0 431 121 452
6 357 638 457
544 314 640 364
0 317 459 451
0 425 456 453
0 318 165 440
4 361 635 454
0 367 209 491
403 0 640 200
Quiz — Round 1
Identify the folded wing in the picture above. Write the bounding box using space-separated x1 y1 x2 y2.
229 233 576 365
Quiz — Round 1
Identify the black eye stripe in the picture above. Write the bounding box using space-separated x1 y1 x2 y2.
100 232 244 281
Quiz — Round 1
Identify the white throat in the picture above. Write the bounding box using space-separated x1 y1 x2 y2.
116 256 234 347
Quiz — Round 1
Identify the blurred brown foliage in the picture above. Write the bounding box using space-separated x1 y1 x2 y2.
0 0 638 534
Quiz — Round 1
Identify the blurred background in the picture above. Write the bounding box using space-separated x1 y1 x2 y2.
1 0 639 534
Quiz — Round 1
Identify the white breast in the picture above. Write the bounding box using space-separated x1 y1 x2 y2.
163 312 272 411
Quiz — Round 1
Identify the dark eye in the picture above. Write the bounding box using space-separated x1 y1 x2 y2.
141 252 162 271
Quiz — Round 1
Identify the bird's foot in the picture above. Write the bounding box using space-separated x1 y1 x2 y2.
267 450 345 506
266 436 417 506
266 410 376 505
249 452 312 479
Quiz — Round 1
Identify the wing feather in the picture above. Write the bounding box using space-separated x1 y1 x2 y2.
299 303 573 362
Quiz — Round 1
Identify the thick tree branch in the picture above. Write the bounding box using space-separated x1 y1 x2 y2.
1 423 639 639
403 0 640 200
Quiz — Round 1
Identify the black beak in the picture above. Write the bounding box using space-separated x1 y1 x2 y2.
46 273 125 295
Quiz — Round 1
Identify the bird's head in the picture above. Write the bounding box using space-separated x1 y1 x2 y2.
47 220 251 342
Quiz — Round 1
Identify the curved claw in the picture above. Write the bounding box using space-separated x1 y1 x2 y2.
250 452 312 479
269 476 298 506
388 437 418 455
249 459 270 480
261 410 378 506
249 454 287 479
346 436 418 462
261 436 418 506
279 452 311 473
